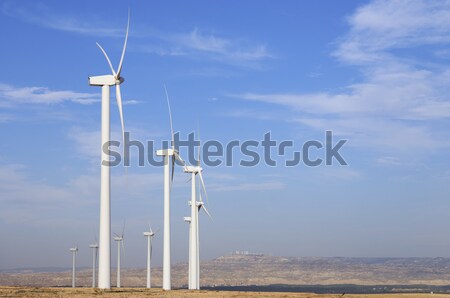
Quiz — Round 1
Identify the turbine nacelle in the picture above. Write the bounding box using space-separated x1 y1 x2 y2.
184 165 202 173
143 232 155 237
156 148 176 156
184 217 191 222
113 236 123 241
88 75 123 86
70 247 78 252
89 244 99 248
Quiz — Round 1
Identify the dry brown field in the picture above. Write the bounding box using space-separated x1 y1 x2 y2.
0 287 449 298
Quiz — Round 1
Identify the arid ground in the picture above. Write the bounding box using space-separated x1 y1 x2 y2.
0 287 449 298
3 254 450 288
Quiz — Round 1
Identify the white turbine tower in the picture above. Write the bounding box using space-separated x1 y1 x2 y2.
89 243 99 288
143 225 156 288
156 86 186 290
69 246 78 288
114 223 125 288
88 13 130 290
184 132 211 290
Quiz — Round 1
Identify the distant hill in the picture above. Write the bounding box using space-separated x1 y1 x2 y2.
2 253 450 290
201 254 450 287
0 267 89 274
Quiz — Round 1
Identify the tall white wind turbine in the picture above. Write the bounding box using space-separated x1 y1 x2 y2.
88 13 130 290
143 225 156 288
113 223 125 288
69 246 79 288
89 242 99 288
156 86 186 290
184 132 211 290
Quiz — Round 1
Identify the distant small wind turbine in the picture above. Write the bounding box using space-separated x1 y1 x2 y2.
69 246 78 288
114 223 126 288
89 242 99 288
156 86 186 290
88 11 130 290
184 129 212 290
143 224 156 288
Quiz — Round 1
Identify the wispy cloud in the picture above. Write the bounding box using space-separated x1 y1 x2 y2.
335 0 450 65
67 127 101 161
1 2 123 37
173 28 271 62
2 2 272 65
0 163 161 223
137 28 273 66
0 113 14 123
0 83 99 107
122 99 142 105
67 126 165 164
209 181 285 192
321 167 362 180
0 163 88 223
376 156 402 166
234 0 450 152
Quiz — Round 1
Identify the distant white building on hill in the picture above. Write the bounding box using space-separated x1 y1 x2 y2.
232 250 264 256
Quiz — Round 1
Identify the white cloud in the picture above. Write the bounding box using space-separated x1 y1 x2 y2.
122 99 142 105
235 0 450 152
0 163 161 224
1 2 123 37
209 181 285 192
0 164 87 223
322 167 362 180
0 83 99 107
337 0 450 64
171 28 272 64
177 28 230 53
67 126 166 164
67 127 101 161
376 156 402 166
135 28 272 65
2 3 272 65
0 113 14 123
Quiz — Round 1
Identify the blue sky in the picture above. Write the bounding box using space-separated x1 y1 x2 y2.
1 0 450 270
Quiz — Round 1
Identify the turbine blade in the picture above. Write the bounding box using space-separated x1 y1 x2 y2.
96 42 116 77
115 85 125 155
116 10 130 79
197 124 201 167
164 85 175 150
122 220 126 238
171 155 175 183
198 171 209 205
175 152 186 166
201 203 213 220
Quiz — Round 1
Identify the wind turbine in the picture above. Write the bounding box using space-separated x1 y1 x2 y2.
69 246 78 288
88 12 130 290
89 242 99 288
143 225 156 288
156 86 186 290
184 130 212 290
114 223 126 288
